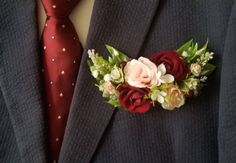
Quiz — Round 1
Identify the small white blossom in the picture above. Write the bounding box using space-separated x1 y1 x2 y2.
104 74 112 82
157 91 167 104
160 91 167 97
182 51 188 57
197 51 214 66
157 95 165 104
92 70 99 78
156 64 175 86
150 90 167 104
206 52 214 59
88 49 95 58
200 76 208 82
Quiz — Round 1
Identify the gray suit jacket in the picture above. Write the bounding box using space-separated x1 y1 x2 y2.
0 0 236 162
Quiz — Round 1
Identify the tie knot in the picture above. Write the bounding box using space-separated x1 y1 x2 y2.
41 0 79 18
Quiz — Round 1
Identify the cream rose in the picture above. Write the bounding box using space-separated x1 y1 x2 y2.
190 63 202 76
162 85 185 110
124 57 174 88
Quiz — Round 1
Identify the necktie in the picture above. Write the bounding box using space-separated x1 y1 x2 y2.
41 0 82 162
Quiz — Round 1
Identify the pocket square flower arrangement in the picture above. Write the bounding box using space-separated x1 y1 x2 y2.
88 40 215 113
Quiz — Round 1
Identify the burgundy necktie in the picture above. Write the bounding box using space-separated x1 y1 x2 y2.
41 0 82 162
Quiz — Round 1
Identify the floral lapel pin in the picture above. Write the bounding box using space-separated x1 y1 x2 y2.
88 40 216 113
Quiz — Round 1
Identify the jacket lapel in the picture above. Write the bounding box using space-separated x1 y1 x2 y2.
59 0 161 162
0 1 47 162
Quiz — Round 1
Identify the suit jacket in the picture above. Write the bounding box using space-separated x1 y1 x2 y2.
0 0 236 162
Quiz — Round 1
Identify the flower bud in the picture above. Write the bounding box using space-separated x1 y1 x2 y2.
190 63 202 76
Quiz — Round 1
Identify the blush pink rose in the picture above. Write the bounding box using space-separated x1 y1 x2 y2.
123 57 158 88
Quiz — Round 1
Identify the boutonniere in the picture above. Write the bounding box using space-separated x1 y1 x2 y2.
88 40 216 113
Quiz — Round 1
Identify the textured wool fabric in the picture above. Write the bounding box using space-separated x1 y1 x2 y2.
0 0 236 163
41 0 82 161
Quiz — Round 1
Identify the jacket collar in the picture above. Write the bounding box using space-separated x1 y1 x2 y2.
0 0 47 162
59 0 161 162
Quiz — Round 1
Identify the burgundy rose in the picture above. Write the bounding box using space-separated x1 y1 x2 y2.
150 51 189 80
117 84 151 113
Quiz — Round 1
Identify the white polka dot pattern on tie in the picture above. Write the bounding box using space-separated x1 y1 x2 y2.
41 0 82 161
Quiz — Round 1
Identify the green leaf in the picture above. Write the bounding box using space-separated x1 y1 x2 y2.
201 63 216 76
197 39 208 55
192 43 198 55
176 39 193 54
106 44 118 56
188 43 199 61
107 99 121 107
105 44 129 63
